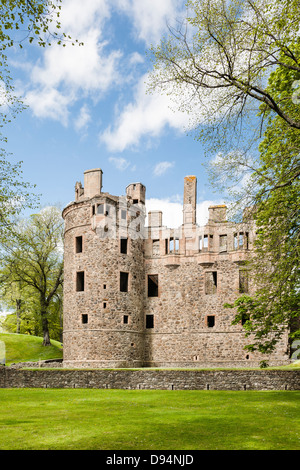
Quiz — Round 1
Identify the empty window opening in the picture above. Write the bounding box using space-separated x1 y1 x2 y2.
103 284 106 290
203 235 208 249
239 233 244 248
133 199 138 204
152 239 160 256
199 236 203 251
219 234 227 252
97 204 104 215
76 271 85 292
245 232 249 249
242 313 250 326
120 238 128 254
75 236 83 254
120 272 129 292
239 270 249 293
148 274 158 297
205 271 217 295
92 205 95 216
146 314 154 329
103 302 107 309
169 237 179 253
234 233 238 250
165 239 169 254
123 315 129 324
207 315 215 328
81 314 88 324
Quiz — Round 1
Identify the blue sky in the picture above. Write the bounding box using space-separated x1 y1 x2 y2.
4 0 226 228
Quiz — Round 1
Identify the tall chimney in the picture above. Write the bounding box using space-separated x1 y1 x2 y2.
183 176 197 225
83 169 103 199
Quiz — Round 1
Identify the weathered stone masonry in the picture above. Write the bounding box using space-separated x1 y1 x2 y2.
0 368 299 391
62 169 290 369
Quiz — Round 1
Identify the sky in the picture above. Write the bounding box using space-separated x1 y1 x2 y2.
4 0 227 229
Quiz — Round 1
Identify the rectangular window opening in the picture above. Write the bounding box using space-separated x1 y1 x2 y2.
207 315 215 328
97 204 104 215
120 238 128 254
146 314 154 329
123 315 129 324
205 271 217 295
75 236 83 254
120 272 129 292
81 314 88 324
148 274 158 297
76 271 85 292
219 234 227 252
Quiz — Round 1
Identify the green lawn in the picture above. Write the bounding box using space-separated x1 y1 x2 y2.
0 389 299 450
0 333 63 365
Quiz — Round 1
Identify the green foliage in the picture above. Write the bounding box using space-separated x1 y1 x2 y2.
0 1 82 236
149 0 300 363
0 206 64 345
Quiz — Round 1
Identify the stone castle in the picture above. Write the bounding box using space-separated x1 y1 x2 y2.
62 168 289 368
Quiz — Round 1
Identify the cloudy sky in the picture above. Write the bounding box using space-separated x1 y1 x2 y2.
5 0 226 228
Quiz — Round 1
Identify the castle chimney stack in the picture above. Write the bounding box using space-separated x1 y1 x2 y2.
183 175 197 225
84 168 103 199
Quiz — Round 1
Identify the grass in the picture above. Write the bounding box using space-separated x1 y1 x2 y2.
0 389 299 450
0 333 63 366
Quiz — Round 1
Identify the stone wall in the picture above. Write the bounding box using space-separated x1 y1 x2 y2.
61 170 291 368
0 368 299 391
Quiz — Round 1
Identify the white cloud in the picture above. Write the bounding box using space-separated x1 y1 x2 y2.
99 73 190 152
109 156 130 171
24 0 122 123
74 104 92 132
145 197 224 228
153 161 174 176
117 0 185 45
25 87 72 125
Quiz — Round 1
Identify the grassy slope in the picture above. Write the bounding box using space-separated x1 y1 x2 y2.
0 333 63 365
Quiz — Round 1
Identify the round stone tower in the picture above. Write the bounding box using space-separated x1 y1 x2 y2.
62 169 146 368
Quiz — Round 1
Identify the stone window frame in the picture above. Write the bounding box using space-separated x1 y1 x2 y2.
147 274 159 297
75 235 83 254
206 315 215 328
76 271 85 292
120 237 129 255
204 271 218 295
145 314 154 329
120 271 130 293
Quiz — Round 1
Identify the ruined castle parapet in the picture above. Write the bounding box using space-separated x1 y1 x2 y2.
62 169 289 368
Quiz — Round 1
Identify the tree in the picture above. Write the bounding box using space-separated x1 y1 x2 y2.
148 0 300 361
0 206 64 345
0 1 81 237
226 58 300 363
148 0 300 139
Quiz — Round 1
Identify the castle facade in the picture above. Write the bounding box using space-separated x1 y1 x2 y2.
62 169 289 368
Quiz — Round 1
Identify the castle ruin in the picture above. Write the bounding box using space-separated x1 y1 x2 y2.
62 169 289 368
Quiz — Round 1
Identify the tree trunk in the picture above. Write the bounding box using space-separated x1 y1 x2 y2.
40 297 51 346
16 298 21 334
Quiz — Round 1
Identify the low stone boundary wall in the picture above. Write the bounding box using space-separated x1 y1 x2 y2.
0 368 299 391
